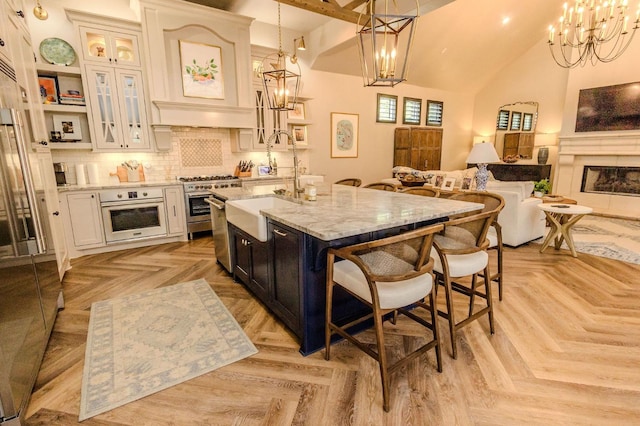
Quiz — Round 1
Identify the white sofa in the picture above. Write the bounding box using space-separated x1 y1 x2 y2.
388 167 545 247
485 181 546 247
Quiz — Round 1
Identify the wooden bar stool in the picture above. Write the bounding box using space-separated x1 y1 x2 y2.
325 224 444 411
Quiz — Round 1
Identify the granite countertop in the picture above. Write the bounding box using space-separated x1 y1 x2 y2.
211 183 483 241
57 180 183 192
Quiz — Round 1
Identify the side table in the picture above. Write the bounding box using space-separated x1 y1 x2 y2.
537 204 593 257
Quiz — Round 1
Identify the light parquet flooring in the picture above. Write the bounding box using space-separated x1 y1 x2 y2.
25 237 640 425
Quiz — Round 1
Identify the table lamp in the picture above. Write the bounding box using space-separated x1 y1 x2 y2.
466 141 500 190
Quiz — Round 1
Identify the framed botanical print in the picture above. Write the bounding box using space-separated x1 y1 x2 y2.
179 40 225 99
331 112 358 158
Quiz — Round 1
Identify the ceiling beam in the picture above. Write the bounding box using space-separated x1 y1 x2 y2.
274 0 367 25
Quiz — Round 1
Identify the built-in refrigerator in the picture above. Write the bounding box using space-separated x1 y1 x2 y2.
0 57 62 425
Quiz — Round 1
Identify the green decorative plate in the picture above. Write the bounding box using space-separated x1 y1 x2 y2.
39 38 76 66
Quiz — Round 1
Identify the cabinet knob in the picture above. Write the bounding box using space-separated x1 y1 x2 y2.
53 211 60 216
91 194 95 198
39 140 48 145
0 39 5 47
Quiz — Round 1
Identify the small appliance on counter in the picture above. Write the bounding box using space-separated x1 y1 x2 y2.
53 162 68 186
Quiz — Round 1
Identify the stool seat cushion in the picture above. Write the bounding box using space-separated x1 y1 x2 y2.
332 258 433 310
431 247 489 278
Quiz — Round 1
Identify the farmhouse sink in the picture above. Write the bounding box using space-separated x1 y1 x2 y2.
226 197 299 242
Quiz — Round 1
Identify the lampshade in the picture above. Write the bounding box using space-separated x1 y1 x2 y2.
473 136 493 145
466 142 500 164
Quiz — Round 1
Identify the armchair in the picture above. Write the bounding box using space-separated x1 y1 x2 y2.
485 181 546 247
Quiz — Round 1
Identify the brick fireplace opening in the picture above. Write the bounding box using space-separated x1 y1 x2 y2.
581 166 640 196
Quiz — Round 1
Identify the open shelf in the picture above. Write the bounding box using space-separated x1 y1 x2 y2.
49 142 92 150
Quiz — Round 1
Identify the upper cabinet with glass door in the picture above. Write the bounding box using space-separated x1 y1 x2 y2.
78 26 140 68
84 65 150 151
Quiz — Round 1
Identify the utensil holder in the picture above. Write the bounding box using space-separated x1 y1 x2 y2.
127 168 140 182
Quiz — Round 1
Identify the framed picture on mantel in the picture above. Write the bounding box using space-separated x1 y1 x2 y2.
331 112 359 158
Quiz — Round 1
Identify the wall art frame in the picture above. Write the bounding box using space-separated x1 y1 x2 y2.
291 124 308 146
287 102 306 120
38 75 59 104
331 112 359 158
441 177 456 191
52 114 82 141
179 40 225 99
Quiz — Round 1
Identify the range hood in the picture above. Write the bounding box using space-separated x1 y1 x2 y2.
138 0 255 145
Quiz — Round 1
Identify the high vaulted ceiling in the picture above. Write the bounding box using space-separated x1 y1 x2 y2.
184 0 568 93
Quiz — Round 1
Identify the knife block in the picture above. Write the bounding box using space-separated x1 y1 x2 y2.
234 166 252 177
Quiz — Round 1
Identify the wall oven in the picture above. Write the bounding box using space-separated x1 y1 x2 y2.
100 188 167 243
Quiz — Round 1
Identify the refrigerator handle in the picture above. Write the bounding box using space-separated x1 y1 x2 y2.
11 109 47 254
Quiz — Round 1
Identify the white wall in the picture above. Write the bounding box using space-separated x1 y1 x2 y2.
472 36 569 173
298 69 474 186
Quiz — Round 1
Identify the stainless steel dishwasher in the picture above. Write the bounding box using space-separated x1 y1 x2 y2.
206 197 231 273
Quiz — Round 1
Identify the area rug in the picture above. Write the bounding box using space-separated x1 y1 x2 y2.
532 215 640 265
79 278 257 421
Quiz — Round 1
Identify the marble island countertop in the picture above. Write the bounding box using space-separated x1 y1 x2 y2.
211 183 483 241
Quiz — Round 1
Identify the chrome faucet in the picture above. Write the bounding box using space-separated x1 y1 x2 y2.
266 130 301 198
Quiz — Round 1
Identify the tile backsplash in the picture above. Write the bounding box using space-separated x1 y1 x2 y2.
50 127 308 185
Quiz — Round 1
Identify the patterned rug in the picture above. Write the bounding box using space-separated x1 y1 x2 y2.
79 279 257 421
533 215 640 264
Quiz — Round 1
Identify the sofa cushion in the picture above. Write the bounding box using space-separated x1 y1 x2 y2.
486 180 534 200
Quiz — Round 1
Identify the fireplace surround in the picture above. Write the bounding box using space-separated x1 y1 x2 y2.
555 134 640 218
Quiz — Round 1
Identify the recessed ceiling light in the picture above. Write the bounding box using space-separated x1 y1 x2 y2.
502 16 510 25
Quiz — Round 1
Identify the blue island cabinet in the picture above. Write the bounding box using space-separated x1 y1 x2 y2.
268 218 440 355
231 217 440 355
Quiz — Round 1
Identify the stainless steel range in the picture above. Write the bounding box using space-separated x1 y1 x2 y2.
179 175 241 238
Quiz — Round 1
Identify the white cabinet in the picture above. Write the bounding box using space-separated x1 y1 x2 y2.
36 64 92 150
253 85 287 151
37 153 70 280
78 25 141 67
68 12 152 152
84 65 150 151
0 1 12 63
164 186 186 236
63 192 104 248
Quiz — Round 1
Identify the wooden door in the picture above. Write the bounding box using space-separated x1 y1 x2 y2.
393 127 411 167
411 128 442 170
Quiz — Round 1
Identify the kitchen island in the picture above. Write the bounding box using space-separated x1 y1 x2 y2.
210 184 483 355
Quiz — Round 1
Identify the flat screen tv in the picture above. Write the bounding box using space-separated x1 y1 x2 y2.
575 81 640 132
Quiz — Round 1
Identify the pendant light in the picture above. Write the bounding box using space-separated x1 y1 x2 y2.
33 0 48 20
357 0 419 87
261 3 301 111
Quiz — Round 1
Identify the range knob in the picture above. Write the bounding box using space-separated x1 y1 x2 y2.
117 193 123 199
143 192 148 197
